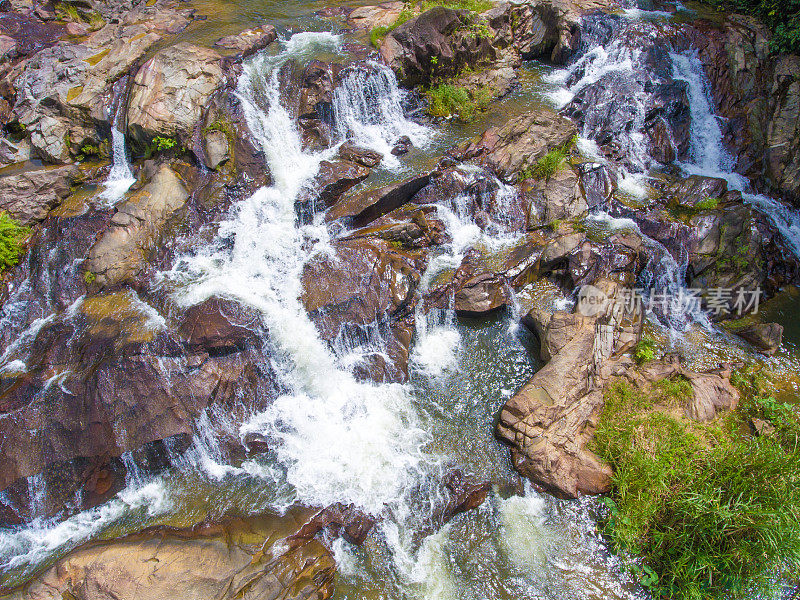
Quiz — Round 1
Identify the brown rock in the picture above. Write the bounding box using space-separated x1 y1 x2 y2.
215 25 278 58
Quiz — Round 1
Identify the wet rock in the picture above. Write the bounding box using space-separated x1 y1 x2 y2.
178 296 262 352
523 165 587 225
391 135 412 156
336 141 382 167
453 272 511 315
0 164 82 224
84 163 189 288
127 43 223 147
497 279 643 498
203 128 230 169
290 503 376 546
456 109 577 183
300 237 424 382
693 18 800 201
9 24 164 162
577 162 615 208
327 173 431 226
2 513 336 600
298 159 371 218
442 469 491 520
215 25 277 58
730 321 783 355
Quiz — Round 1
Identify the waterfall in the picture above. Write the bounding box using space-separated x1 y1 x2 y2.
670 49 800 261
543 16 655 199
100 77 136 205
332 62 433 168
166 32 434 515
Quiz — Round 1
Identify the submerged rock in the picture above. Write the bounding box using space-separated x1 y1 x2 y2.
729 321 784 355
215 25 278 58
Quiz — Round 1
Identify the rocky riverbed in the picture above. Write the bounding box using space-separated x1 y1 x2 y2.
0 0 798 597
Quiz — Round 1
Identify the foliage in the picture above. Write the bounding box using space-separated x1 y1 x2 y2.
594 377 800 600
0 212 30 272
83 270 96 284
633 334 657 364
698 0 800 54
519 136 576 180
425 83 492 121
143 135 180 159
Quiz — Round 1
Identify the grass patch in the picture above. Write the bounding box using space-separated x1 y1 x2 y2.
425 83 492 122
594 377 800 600
0 212 30 271
520 136 576 181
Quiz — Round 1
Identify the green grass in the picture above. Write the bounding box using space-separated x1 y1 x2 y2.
520 136 576 181
425 83 492 122
0 212 30 271
594 377 800 600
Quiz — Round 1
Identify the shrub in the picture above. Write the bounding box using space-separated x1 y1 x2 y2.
594 378 800 600
425 83 492 122
633 334 657 364
0 212 30 271
520 136 576 181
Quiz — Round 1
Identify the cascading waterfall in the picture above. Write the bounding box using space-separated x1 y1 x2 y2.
543 16 655 198
332 62 433 167
670 49 800 261
100 77 136 204
168 31 436 516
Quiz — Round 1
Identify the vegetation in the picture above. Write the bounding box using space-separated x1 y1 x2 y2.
0 212 30 271
83 270 96 285
425 83 493 122
368 0 493 47
698 0 800 54
143 135 180 159
520 136 576 181
633 334 657 364
593 374 800 600
695 197 720 211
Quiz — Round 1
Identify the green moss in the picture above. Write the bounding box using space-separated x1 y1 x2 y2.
696 196 720 210
425 83 492 122
594 377 800 600
83 270 96 284
520 136 576 181
0 212 30 272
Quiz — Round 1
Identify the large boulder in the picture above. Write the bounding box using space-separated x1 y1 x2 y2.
127 43 223 147
0 164 82 224
456 109 577 183
1 512 336 600
300 237 425 382
327 173 431 226
215 25 278 58
379 7 497 87
84 163 189 288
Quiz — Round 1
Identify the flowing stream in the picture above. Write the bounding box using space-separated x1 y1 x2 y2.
1 2 800 599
